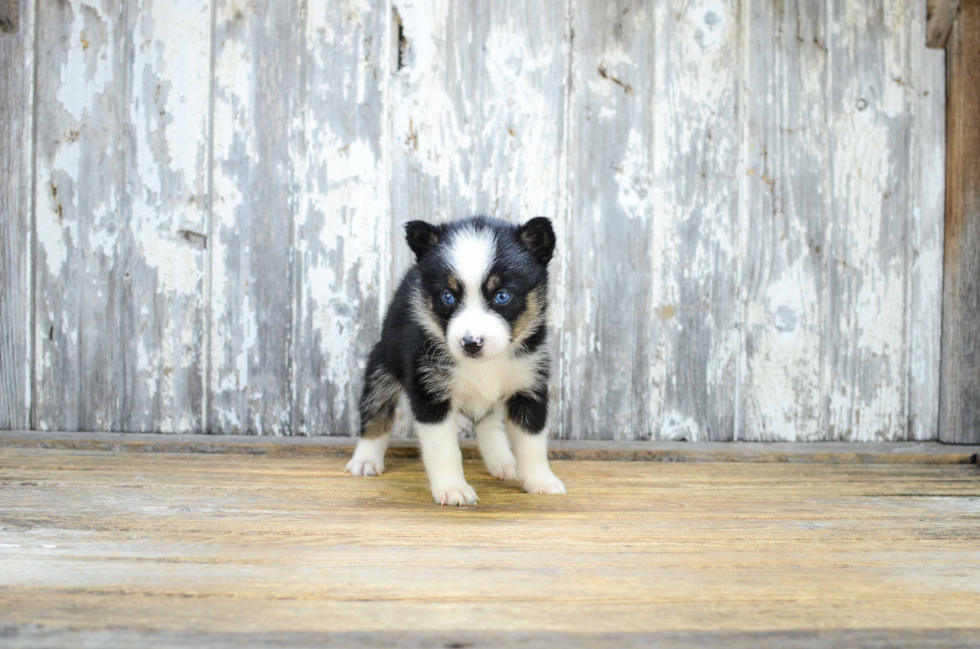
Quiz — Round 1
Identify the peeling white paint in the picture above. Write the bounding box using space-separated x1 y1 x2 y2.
56 2 112 123
615 128 652 221
21 0 944 441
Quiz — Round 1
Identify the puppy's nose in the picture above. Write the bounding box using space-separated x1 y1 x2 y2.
461 333 484 355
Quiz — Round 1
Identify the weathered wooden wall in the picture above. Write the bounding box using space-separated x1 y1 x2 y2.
0 0 948 441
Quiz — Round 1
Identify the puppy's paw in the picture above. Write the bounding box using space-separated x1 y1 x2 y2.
431 482 479 506
346 458 384 477
346 437 388 477
486 460 518 481
521 472 566 495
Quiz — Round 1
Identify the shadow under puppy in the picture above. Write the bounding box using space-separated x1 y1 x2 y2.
346 216 566 505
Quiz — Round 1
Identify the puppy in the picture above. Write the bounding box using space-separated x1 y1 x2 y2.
346 216 566 505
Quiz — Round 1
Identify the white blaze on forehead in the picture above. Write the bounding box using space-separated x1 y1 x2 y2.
443 227 510 360
446 228 496 293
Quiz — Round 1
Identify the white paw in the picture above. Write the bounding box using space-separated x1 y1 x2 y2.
345 458 384 477
431 482 479 506
521 472 566 495
486 461 518 481
346 438 388 477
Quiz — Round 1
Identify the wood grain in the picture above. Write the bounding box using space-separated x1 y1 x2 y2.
0 445 978 644
33 0 210 433
824 0 915 441
289 0 390 437
209 0 301 434
909 5 948 440
0 0 33 430
562 0 658 441
940 0 980 444
926 0 960 48
388 1 566 280
655 0 741 441
740 0 828 441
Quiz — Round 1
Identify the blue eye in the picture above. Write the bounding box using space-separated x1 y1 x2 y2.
441 291 456 305
494 291 511 305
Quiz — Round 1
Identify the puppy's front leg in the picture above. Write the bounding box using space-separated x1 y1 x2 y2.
476 403 518 480
417 412 477 506
505 393 565 495
507 422 566 494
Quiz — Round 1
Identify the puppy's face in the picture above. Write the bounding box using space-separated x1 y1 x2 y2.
407 217 555 361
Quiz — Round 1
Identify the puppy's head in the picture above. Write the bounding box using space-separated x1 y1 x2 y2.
406 216 555 361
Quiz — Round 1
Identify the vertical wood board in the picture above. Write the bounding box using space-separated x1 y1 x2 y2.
290 0 389 436
33 0 210 432
939 0 980 444
562 0 659 440
654 0 741 441
740 0 829 441
824 0 914 441
908 4 947 441
0 0 33 430
209 0 301 434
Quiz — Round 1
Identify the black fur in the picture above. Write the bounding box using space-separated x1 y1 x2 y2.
517 216 557 264
506 385 549 434
404 220 442 261
358 216 553 438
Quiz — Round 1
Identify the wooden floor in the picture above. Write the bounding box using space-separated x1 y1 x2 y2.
1 441 979 647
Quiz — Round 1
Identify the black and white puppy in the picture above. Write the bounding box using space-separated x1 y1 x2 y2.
346 216 566 505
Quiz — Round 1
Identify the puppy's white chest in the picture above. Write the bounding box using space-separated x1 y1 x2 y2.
451 355 536 418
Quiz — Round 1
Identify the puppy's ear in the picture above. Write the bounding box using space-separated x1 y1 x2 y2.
404 221 442 261
518 217 556 264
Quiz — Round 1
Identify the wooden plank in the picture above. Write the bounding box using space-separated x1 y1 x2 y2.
0 0 33 430
940 0 980 444
824 0 915 441
1 431 978 463
209 0 302 434
289 0 389 436
652 1 741 440
33 0 210 432
561 0 657 440
2 628 979 649
740 0 829 441
926 0 960 48
909 5 948 440
388 2 566 436
1 446 979 643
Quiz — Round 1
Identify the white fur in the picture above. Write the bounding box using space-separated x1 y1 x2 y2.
507 419 566 494
417 411 478 506
475 404 518 480
444 229 510 361
446 227 495 290
452 352 544 420
346 435 389 477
